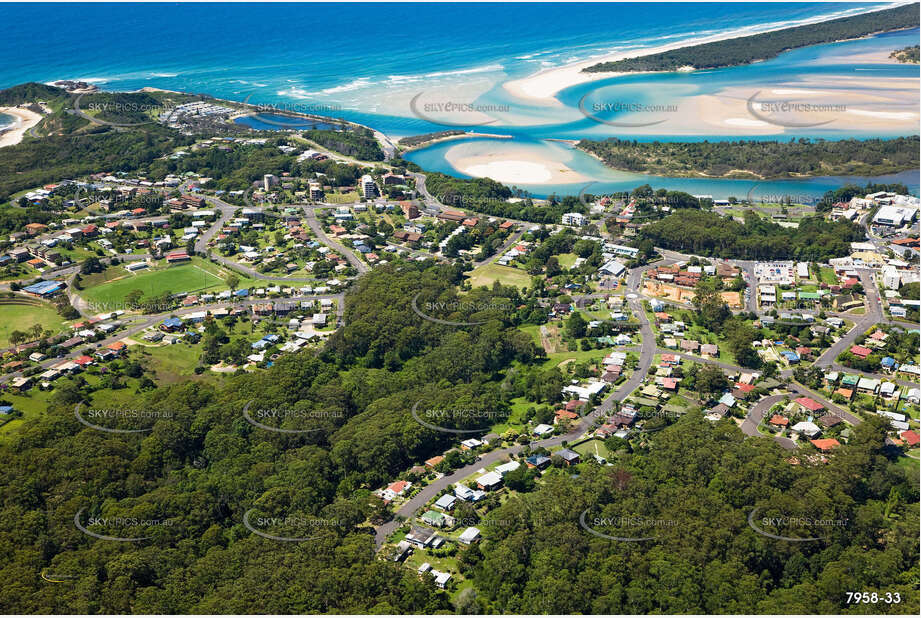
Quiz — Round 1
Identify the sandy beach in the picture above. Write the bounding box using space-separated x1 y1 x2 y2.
502 6 902 106
0 106 42 147
444 142 589 184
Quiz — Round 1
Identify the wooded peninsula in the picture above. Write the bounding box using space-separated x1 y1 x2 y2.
576 137 920 179
584 4 919 73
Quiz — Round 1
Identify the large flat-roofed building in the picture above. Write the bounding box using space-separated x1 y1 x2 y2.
873 205 918 227
561 212 587 226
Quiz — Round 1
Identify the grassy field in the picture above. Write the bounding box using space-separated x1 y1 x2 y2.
467 263 532 290
324 191 360 204
0 302 69 347
79 258 226 308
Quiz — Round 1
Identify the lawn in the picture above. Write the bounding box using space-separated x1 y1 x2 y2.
542 347 611 370
0 301 69 347
818 267 837 285
489 396 535 434
895 451 919 471
556 253 578 269
133 343 210 384
518 324 542 347
79 258 226 309
573 438 613 461
467 263 532 290
324 191 360 204
0 388 56 445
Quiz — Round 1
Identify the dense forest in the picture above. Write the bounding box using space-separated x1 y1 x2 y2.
423 172 590 224
0 264 917 613
638 209 864 260
302 127 384 161
576 137 921 179
0 264 538 613
461 414 918 613
584 4 919 72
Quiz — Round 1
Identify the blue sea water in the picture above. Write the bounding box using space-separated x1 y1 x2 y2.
0 2 917 197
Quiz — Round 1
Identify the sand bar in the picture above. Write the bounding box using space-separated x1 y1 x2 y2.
445 144 589 184
503 7 900 106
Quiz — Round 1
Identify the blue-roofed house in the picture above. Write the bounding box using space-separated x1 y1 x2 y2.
718 393 736 408
525 454 551 469
781 350 799 363
251 339 270 350
262 334 280 343
881 356 897 370
0 405 14 415
160 317 184 332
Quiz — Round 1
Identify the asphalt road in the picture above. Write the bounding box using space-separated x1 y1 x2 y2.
301 206 370 274
814 269 882 368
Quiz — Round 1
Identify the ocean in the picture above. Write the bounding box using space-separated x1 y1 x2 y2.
0 2 917 197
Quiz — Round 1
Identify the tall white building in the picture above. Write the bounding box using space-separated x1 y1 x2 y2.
361 175 378 198
263 174 279 191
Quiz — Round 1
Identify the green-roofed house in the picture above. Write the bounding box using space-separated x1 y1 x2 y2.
841 374 860 388
799 291 821 301
421 510 451 528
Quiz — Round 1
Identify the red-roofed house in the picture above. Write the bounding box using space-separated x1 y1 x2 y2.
662 377 679 391
564 400 583 412
810 438 840 451
794 397 824 413
387 480 410 496
769 415 789 427
73 355 94 367
734 383 756 393
106 341 127 354
850 345 872 359
555 409 579 422
425 455 444 468
900 430 920 447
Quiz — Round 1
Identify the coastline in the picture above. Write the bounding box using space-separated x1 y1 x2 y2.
503 5 911 106
0 106 42 148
